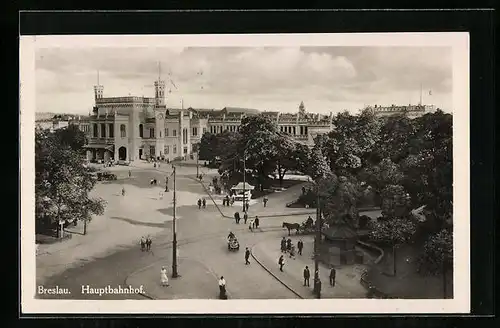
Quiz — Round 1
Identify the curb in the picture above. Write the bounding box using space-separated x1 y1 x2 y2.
250 244 304 299
189 176 316 220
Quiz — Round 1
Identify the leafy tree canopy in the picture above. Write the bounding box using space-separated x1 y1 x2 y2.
35 130 106 233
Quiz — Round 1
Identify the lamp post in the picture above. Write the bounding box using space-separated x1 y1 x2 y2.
313 181 322 299
242 151 246 213
171 165 178 278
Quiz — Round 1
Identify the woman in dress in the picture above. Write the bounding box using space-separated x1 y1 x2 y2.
160 266 169 286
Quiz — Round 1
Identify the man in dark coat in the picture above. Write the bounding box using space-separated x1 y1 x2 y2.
329 267 336 287
286 238 292 252
254 216 260 229
197 199 202 209
303 266 310 286
234 212 240 224
202 198 206 208
280 237 287 252
243 212 248 224
245 247 251 265
278 255 285 271
297 240 304 255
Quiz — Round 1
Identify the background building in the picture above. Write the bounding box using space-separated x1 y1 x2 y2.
78 76 336 163
368 104 437 118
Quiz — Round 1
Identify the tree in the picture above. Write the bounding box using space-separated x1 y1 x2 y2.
273 133 299 187
358 158 404 205
324 109 381 176
198 132 219 161
35 130 106 236
320 175 361 227
369 183 415 276
380 184 412 218
308 147 332 181
400 110 453 231
54 124 87 153
420 228 453 274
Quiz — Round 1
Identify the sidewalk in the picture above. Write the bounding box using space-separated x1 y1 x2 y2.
251 235 369 299
126 258 220 299
197 179 315 219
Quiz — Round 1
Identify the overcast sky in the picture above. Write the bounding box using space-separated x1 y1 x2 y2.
35 46 452 115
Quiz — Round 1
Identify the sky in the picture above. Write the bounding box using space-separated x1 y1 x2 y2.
35 46 452 115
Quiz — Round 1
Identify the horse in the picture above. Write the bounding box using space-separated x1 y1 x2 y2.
282 222 300 236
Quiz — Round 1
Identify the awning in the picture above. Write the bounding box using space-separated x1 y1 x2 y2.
231 182 255 190
84 144 114 151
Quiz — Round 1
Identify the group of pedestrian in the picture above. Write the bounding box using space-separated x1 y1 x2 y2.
302 266 336 289
140 235 152 252
248 216 260 231
280 237 303 258
197 198 207 209
222 194 235 206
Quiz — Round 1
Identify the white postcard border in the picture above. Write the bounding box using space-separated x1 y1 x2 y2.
20 32 470 314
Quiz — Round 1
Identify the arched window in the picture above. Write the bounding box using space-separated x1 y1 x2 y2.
93 124 98 137
139 124 144 138
150 128 155 138
120 124 126 138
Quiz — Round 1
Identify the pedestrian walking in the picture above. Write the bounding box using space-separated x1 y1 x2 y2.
197 199 202 209
140 236 146 252
121 187 126 196
286 238 292 252
263 196 268 207
254 216 260 229
146 236 152 251
280 237 287 252
303 266 311 286
128 170 131 178
245 247 251 265
234 212 240 224
243 212 248 224
289 245 296 259
160 266 169 286
329 267 336 287
297 239 304 255
202 198 206 209
248 219 254 231
218 276 227 299
278 255 285 271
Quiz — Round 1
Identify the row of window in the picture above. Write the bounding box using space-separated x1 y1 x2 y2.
92 123 124 138
280 125 308 135
209 125 240 134
91 122 309 139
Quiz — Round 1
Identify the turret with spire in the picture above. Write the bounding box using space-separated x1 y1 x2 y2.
154 62 166 107
93 70 104 103
298 101 306 117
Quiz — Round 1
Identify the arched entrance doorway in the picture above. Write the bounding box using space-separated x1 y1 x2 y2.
118 146 127 160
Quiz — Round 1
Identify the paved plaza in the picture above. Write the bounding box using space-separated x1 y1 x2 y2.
36 162 369 299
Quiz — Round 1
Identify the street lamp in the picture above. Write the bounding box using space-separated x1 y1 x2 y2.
171 165 179 278
242 150 246 213
311 180 322 299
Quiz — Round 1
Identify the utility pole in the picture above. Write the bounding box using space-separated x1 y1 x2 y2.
196 145 199 178
242 151 246 212
172 166 178 278
314 183 321 298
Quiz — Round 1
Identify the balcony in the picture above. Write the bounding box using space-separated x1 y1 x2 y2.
88 137 115 145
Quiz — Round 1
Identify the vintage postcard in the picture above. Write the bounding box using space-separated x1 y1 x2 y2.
20 33 470 314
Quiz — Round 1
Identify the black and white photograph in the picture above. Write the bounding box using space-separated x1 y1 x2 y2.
20 33 470 314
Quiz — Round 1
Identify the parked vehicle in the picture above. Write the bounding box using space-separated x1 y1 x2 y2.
96 171 117 181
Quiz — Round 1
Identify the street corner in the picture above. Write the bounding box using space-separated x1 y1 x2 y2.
126 258 219 299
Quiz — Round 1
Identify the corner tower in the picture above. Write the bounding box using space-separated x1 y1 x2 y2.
94 70 104 103
154 62 166 107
